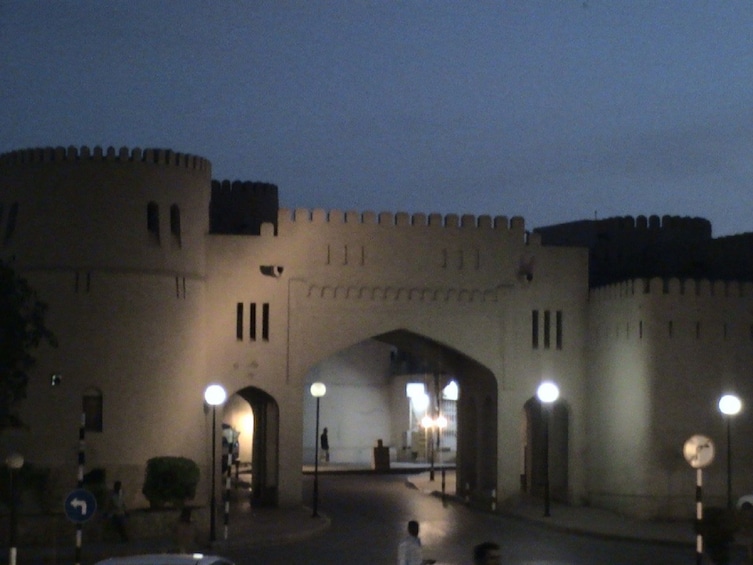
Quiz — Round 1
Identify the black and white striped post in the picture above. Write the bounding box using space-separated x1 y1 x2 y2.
683 435 715 565
224 445 232 540
76 412 86 565
5 452 24 565
695 468 703 565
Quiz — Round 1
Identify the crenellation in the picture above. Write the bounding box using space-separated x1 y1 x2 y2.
329 210 345 224
346 211 360 224
378 212 394 225
445 214 459 228
510 216 525 232
478 215 492 229
461 214 476 227
429 213 443 227
493 216 509 230
312 209 328 223
396 212 410 226
412 213 427 226
363 211 377 224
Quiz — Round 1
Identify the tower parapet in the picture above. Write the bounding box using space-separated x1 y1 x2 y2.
0 145 211 276
0 145 210 172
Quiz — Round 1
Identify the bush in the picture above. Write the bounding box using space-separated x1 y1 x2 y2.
141 456 200 509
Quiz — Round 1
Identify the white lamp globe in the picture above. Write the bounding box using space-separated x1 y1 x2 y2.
204 384 227 406
719 394 742 416
310 382 327 398
537 381 560 404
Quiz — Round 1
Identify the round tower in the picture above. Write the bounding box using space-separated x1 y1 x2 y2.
0 146 214 507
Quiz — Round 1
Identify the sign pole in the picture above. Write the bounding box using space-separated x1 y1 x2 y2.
76 412 85 565
696 468 703 565
683 434 715 565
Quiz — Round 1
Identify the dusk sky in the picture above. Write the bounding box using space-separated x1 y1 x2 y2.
1 1 752 236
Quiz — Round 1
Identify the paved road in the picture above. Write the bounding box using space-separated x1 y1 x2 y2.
224 474 748 564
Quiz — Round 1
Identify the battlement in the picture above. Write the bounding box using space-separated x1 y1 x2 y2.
537 214 712 242
278 207 526 231
305 283 500 303
0 145 211 172
596 214 711 233
590 277 753 301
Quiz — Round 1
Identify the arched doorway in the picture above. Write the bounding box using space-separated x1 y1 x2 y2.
229 386 279 507
522 397 569 501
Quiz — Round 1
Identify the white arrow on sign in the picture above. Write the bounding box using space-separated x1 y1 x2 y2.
70 498 88 515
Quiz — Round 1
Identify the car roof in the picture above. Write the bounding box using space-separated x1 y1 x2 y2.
94 554 235 565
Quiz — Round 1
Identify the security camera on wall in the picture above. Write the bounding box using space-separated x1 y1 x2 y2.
260 265 284 278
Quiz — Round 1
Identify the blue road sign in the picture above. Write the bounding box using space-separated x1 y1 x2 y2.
64 488 97 523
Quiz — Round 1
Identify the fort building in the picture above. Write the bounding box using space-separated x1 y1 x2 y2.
1 145 752 520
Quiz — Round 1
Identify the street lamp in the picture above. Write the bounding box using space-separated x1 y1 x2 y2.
718 393 742 509
310 382 326 517
537 381 559 518
204 383 227 543
421 415 435 481
5 452 24 565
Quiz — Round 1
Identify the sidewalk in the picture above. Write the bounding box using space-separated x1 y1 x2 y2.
407 469 702 547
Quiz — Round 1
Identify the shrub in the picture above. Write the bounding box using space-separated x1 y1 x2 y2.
141 456 200 509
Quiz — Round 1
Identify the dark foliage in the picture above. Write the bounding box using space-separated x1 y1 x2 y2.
142 456 200 508
0 259 57 428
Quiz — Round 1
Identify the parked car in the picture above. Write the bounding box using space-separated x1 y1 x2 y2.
94 554 235 565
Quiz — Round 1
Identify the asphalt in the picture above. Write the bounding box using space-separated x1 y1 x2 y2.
5 464 749 564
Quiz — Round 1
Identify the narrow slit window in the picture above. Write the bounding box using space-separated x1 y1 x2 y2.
170 204 181 247
249 303 257 341
532 310 539 349
83 388 103 433
4 202 18 242
556 310 563 350
639 320 643 339
236 303 243 340
544 310 551 349
262 303 270 341
147 201 160 243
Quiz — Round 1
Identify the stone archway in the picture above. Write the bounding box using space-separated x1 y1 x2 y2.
298 328 498 506
233 386 279 507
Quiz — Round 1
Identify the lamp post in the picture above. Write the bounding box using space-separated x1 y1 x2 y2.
204 384 227 543
310 382 326 517
5 452 24 565
421 415 435 481
537 381 559 518
718 393 742 510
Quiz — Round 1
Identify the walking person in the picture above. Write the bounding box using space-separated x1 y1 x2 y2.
397 520 435 565
106 480 129 542
320 427 330 462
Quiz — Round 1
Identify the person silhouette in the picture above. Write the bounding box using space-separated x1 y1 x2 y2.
320 427 330 462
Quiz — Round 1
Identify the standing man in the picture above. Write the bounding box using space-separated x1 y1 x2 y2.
397 520 435 565
320 427 330 462
106 480 129 542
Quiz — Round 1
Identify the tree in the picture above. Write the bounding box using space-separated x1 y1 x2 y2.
0 259 57 428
